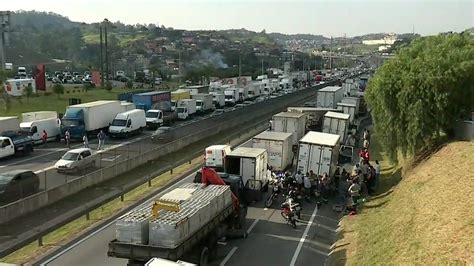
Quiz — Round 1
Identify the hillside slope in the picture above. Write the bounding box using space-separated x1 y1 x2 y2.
333 141 474 265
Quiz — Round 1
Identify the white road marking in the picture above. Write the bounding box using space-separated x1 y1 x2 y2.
289 204 319 266
39 175 192 266
246 219 260 235
219 246 238 266
101 155 121 162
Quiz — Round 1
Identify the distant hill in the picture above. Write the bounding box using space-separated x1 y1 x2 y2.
268 32 329 42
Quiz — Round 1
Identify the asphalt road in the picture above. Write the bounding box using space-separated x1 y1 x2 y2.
39 171 339 266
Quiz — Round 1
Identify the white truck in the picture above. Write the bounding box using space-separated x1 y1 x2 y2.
224 88 239 106
0 117 20 133
191 94 214 113
176 99 197 120
271 112 306 144
109 109 147 138
297 131 340 176
210 93 225 109
0 132 34 159
341 97 361 115
337 102 357 124
21 111 57 122
252 131 294 171
225 147 270 186
237 87 249 102
322 111 350 144
20 118 61 144
205 145 232 172
145 109 177 128
61 100 124 139
316 86 344 109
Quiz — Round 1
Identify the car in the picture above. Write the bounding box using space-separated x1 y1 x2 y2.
151 127 174 143
0 170 40 203
55 148 95 173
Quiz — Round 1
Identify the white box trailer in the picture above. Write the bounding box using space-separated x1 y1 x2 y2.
121 102 136 112
341 97 360 115
225 147 269 185
323 111 350 143
337 103 357 124
297 131 340 176
272 112 306 143
0 116 20 132
191 94 214 113
316 86 344 108
205 145 232 171
252 131 294 171
21 111 57 122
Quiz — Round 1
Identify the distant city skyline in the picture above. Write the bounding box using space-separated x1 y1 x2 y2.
3 0 473 37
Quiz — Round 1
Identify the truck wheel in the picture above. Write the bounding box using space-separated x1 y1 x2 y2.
199 246 209 266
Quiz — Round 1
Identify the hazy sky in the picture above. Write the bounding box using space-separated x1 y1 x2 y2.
4 0 473 36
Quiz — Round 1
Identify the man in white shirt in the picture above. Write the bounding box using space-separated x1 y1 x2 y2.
295 171 303 187
374 160 381 188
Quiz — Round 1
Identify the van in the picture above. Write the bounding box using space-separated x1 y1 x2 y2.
109 109 146 138
19 118 61 144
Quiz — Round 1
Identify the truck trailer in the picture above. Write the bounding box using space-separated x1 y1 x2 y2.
191 94 214 113
322 111 350 144
271 112 306 143
0 117 20 133
133 91 171 111
297 131 340 176
251 131 294 171
316 86 344 109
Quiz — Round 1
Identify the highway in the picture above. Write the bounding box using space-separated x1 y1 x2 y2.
38 171 338 266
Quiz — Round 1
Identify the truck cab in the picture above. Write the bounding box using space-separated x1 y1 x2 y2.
177 106 190 120
61 109 85 139
0 132 34 159
0 137 15 158
224 89 238 106
146 109 164 128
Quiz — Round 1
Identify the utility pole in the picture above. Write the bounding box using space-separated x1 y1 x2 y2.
0 11 11 71
104 25 109 84
261 58 264 76
329 36 333 70
99 26 104 87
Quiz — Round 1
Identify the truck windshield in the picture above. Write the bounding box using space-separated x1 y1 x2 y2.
146 112 159 118
20 127 31 132
225 95 233 100
62 152 79 161
62 119 79 127
177 107 186 113
196 101 202 107
111 119 127 126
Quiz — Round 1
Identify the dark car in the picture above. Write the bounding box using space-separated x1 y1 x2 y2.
0 170 40 203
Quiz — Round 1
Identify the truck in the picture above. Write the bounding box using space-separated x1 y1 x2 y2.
121 102 136 112
21 111 57 122
0 131 34 159
247 84 261 100
224 88 239 106
61 100 124 139
191 94 214 113
237 87 249 102
4 78 36 97
133 91 171 111
316 86 344 109
176 99 197 120
145 109 177 128
287 107 339 132
20 118 61 144
337 102 357 125
108 167 248 266
181 85 208 95
171 90 191 111
205 145 232 172
0 117 20 132
271 112 306 144
225 147 270 186
322 111 350 144
296 131 340 176
210 93 225 109
341 97 361 115
252 131 294 171
109 109 147 138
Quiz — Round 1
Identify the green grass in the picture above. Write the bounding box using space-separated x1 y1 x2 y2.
0 87 135 118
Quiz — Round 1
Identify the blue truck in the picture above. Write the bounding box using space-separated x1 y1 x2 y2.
132 91 171 111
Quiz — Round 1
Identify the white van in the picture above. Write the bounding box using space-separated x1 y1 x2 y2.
109 109 146 138
20 118 61 144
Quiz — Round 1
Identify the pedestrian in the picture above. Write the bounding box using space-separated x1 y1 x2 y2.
303 174 312 199
64 130 71 148
41 130 48 145
363 130 371 142
374 160 381 188
83 134 89 148
363 138 370 149
348 179 361 213
333 167 341 190
295 170 303 187
97 130 106 150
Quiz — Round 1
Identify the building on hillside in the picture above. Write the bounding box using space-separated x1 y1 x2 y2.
362 34 398 45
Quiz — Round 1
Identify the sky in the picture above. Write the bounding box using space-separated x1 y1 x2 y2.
3 0 473 37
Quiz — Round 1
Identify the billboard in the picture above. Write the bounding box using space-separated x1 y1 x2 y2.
34 64 46 91
91 71 102 85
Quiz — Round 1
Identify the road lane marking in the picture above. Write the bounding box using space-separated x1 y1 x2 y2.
219 246 238 266
39 175 192 266
289 204 318 266
246 219 260 235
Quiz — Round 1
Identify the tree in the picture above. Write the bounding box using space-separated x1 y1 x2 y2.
53 84 64 98
25 84 33 103
105 81 113 91
365 33 474 162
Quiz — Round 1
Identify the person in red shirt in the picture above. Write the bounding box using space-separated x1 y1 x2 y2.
41 130 48 144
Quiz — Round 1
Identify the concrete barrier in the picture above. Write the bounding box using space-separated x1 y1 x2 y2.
455 120 474 141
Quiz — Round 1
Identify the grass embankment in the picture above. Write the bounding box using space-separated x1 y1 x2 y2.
1 157 203 264
332 135 474 265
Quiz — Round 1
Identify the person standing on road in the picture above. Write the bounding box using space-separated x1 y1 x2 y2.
83 134 89 148
97 130 106 150
363 138 370 149
64 130 71 148
295 170 303 188
374 160 381 188
41 130 48 145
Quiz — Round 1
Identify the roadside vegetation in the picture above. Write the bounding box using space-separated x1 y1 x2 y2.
332 32 474 265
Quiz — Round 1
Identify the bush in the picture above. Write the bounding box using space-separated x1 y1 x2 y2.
125 80 133 89
105 81 113 91
53 84 65 98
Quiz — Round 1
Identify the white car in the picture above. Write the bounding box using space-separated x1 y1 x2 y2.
55 148 95 173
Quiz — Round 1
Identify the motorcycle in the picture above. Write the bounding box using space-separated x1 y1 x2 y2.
265 178 282 207
280 191 302 228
